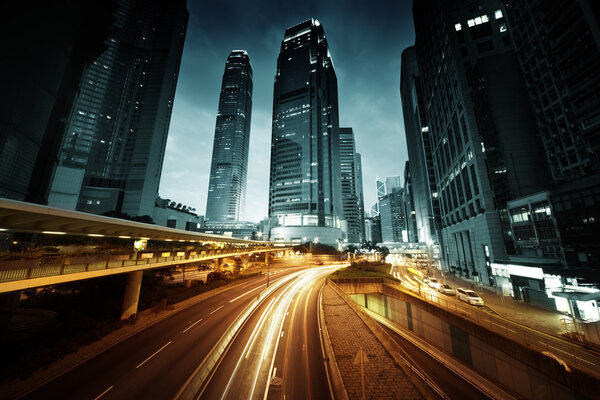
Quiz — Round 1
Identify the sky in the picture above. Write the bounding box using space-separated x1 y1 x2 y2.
160 0 415 222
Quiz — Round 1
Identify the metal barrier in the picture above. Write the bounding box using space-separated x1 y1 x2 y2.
0 247 277 285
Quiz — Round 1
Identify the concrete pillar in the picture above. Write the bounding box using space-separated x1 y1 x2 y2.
121 270 143 320
214 258 222 272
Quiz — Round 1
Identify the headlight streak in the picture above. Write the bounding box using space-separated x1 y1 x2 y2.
218 266 337 400
219 271 302 400
261 267 337 400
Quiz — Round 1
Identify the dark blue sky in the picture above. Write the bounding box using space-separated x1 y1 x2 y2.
160 0 415 221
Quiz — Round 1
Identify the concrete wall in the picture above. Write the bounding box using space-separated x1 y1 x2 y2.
339 282 598 400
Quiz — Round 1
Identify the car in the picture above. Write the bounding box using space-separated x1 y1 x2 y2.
456 288 484 305
437 284 455 295
427 278 441 289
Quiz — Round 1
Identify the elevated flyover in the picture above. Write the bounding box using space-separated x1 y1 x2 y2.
0 198 292 318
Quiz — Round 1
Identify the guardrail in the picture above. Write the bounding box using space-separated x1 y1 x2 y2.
0 247 278 286
332 277 600 377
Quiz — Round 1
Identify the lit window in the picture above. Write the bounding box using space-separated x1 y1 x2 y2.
500 24 507 32
455 23 462 31
495 10 503 19
475 17 482 25
421 126 430 132
481 15 489 23
467 19 475 27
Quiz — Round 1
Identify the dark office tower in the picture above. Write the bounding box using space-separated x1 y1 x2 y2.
0 1 114 203
400 46 442 246
339 128 361 243
355 153 366 243
205 51 252 222
412 0 547 284
404 162 418 243
507 0 600 181
504 1 600 270
48 0 188 218
268 19 343 244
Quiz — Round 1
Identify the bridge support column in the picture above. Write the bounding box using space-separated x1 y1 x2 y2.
214 258 222 272
121 270 143 320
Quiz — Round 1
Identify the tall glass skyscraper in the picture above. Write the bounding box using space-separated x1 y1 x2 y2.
268 19 343 244
205 50 252 222
48 0 188 218
339 128 361 243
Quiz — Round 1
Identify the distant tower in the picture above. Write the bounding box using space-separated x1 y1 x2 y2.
339 128 361 243
48 0 189 218
205 50 253 222
268 19 343 244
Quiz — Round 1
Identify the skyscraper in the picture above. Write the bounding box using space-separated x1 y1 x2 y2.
379 188 406 243
412 0 547 284
385 176 403 194
339 128 361 243
504 0 600 271
0 1 114 204
48 0 188 218
205 50 252 222
400 46 442 246
355 153 366 242
268 19 343 244
404 161 418 243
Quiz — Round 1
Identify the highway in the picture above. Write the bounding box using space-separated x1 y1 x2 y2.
19 268 299 400
198 265 338 400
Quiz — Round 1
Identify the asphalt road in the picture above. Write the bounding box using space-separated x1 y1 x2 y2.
199 266 337 400
19 269 297 400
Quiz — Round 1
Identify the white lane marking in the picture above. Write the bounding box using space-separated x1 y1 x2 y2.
210 305 224 314
94 386 114 400
182 318 203 333
272 367 277 378
136 341 172 369
229 285 263 303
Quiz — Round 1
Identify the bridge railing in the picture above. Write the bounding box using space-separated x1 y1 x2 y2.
0 247 278 284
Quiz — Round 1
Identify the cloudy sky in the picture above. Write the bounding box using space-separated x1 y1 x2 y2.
160 0 415 221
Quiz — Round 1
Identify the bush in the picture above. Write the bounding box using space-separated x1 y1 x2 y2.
206 271 226 282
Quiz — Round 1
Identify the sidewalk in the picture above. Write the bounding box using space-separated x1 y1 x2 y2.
322 284 424 400
434 272 573 337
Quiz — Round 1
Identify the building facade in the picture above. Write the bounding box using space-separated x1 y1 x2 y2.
48 0 188 218
0 1 114 204
412 0 548 284
205 50 253 222
385 176 403 194
268 19 343 244
379 188 406 243
339 128 362 243
355 153 366 243
400 46 442 246
404 162 418 243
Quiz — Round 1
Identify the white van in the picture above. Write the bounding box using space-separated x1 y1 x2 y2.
456 288 484 306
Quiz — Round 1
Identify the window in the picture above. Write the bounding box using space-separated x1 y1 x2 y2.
495 10 503 19
455 23 462 31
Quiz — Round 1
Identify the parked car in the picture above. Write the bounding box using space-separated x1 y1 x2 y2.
427 278 441 289
456 288 484 305
437 284 455 295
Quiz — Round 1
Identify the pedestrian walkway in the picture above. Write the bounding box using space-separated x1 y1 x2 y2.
436 272 574 338
322 284 424 400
